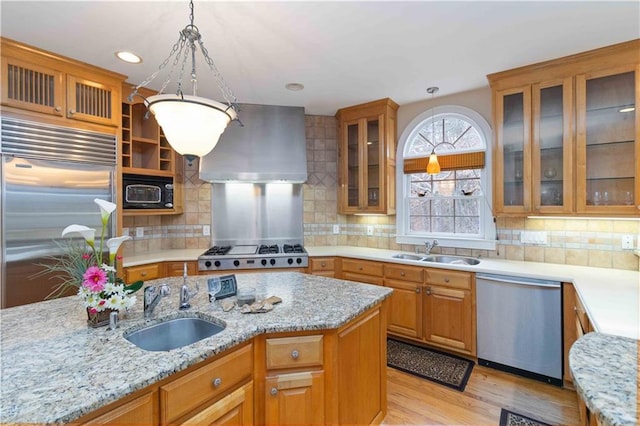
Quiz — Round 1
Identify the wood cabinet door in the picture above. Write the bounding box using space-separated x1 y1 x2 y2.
1 56 64 116
66 75 119 126
575 64 640 214
178 382 253 426
165 261 198 277
423 285 474 355
494 85 532 214
264 371 324 425
384 278 422 338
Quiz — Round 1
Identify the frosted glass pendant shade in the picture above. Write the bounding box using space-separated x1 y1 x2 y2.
426 152 441 175
146 94 237 158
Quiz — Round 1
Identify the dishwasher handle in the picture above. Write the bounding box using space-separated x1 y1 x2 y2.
476 274 561 289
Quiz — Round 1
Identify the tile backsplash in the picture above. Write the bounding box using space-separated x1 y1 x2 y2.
123 115 640 271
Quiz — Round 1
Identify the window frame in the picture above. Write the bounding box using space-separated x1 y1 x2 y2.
396 105 496 250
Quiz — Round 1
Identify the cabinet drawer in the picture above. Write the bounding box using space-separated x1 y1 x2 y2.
125 263 162 282
384 264 424 283
165 261 197 277
266 335 323 370
341 259 383 277
160 343 253 423
426 268 471 290
309 257 335 272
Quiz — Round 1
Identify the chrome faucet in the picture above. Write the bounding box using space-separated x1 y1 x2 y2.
425 239 439 254
143 284 170 318
179 282 199 310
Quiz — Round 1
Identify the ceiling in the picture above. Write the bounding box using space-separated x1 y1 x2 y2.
1 1 639 115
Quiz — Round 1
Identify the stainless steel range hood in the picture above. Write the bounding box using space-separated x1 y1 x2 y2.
199 104 307 183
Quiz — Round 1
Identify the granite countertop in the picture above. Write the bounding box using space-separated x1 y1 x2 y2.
125 245 640 339
569 332 638 426
0 272 392 424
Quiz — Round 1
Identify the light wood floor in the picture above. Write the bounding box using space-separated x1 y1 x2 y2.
383 365 581 426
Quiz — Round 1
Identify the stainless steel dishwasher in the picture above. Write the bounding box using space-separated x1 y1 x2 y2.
476 273 562 386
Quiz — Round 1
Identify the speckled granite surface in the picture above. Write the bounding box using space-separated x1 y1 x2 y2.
570 332 638 426
0 272 392 424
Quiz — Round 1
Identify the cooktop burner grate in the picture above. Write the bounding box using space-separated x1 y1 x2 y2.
258 244 280 254
202 245 231 256
283 244 305 253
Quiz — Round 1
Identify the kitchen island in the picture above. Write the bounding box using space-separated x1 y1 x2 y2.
0 272 392 424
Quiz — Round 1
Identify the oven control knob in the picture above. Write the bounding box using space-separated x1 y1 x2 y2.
261 259 267 266
233 260 240 267
296 258 302 264
214 261 221 268
287 258 293 265
270 259 276 266
205 261 212 268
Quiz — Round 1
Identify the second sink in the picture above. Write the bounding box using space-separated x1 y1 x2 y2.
125 317 225 352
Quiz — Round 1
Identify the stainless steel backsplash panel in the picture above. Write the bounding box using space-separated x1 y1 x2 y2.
210 183 303 245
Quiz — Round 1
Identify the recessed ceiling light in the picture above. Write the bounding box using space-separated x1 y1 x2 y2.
285 83 304 91
115 51 142 64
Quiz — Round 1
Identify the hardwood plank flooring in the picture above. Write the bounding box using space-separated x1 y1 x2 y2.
383 365 580 425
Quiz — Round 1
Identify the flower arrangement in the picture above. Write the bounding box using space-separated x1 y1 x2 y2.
43 199 142 322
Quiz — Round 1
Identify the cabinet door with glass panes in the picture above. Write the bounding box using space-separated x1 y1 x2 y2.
532 78 574 214
576 65 639 214
494 86 532 214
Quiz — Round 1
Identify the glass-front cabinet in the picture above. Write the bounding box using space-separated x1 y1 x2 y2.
576 66 639 214
337 98 398 214
489 39 639 217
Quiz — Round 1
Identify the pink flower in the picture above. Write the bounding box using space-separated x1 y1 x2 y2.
82 266 107 292
88 307 97 315
82 253 91 260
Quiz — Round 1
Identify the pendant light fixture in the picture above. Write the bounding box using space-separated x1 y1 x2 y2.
128 0 238 164
426 86 441 175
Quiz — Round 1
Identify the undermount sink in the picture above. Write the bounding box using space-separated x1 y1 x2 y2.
124 317 225 351
421 255 481 266
391 253 425 261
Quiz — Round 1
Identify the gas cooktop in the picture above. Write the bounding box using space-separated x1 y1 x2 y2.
198 243 308 271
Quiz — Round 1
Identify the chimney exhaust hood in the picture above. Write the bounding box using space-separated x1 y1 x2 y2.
199 104 307 183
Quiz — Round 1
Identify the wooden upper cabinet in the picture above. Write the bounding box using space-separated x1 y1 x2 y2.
336 98 398 214
575 65 640 214
1 37 124 128
488 39 640 217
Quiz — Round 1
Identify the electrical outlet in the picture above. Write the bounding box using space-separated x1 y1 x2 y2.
333 224 340 234
135 227 144 238
367 225 374 236
621 234 634 249
203 225 211 236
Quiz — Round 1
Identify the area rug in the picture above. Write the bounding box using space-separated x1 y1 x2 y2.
499 409 551 426
387 338 474 392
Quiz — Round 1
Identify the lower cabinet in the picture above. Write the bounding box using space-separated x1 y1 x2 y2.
307 257 336 277
383 264 476 357
265 371 325 424
165 261 198 277
423 269 475 356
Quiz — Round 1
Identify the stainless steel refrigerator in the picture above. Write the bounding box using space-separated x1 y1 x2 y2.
1 117 116 308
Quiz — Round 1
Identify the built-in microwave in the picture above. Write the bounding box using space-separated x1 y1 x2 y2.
123 174 174 209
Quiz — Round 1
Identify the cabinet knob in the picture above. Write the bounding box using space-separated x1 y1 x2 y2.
141 272 147 277
54 106 62 112
68 109 76 115
415 288 421 294
359 266 363 270
291 350 299 359
426 287 432 295
400 272 405 276
212 377 222 387
321 262 326 267
444 278 450 283
270 387 278 396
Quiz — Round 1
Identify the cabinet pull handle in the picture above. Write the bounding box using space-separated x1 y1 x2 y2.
291 350 299 359
426 287 432 295
270 387 278 396
212 377 222 387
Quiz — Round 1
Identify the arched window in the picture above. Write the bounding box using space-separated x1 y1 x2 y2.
396 105 496 250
